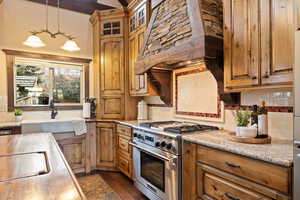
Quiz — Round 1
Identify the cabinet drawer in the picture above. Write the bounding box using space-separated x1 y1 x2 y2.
118 153 132 178
197 145 291 194
117 124 132 137
203 172 271 200
118 136 131 156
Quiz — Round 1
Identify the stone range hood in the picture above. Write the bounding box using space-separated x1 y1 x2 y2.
135 0 240 105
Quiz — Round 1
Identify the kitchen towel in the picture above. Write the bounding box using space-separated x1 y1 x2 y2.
72 119 87 136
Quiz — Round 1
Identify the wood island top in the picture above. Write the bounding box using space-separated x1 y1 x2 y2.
0 133 86 200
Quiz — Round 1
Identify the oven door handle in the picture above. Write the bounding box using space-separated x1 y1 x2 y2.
129 142 176 163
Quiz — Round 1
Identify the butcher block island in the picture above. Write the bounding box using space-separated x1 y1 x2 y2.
0 133 86 200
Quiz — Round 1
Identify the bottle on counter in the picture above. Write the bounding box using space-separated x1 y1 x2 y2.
257 101 268 138
250 105 258 125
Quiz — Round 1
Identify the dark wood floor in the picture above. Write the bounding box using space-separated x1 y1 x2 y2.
98 172 148 200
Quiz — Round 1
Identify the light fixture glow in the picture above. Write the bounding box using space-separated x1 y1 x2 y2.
61 40 80 51
23 35 46 48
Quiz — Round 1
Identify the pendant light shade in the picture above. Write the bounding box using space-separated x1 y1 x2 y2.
23 35 46 48
61 40 80 51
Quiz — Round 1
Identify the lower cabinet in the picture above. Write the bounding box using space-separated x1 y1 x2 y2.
118 152 133 178
116 124 133 179
56 134 86 174
96 123 118 171
183 141 292 200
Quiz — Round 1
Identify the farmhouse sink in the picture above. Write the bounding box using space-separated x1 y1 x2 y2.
21 118 84 134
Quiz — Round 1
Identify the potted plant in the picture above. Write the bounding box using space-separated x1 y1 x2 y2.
14 109 23 122
233 110 257 137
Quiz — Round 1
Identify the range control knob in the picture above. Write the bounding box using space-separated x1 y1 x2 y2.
137 134 142 139
133 133 138 137
161 141 166 147
166 143 173 150
155 142 160 147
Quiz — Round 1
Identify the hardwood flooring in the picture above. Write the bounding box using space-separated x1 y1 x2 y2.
98 172 148 200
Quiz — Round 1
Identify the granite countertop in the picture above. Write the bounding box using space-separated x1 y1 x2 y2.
0 122 21 128
182 130 293 167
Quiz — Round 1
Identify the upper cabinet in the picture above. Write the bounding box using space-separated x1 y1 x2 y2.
128 0 157 96
90 9 138 120
224 0 294 92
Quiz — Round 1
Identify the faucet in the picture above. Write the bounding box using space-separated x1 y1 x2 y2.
50 100 58 119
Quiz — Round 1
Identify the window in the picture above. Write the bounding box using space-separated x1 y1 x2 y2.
14 57 85 107
130 15 136 32
138 8 145 26
103 21 121 35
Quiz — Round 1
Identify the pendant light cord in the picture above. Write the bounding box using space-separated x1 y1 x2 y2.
45 0 48 30
57 0 60 33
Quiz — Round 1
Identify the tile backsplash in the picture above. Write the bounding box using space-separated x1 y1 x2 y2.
241 88 293 107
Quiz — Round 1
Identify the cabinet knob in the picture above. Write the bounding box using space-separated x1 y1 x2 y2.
251 75 257 80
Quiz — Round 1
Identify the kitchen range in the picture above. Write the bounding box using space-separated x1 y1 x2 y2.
130 121 218 200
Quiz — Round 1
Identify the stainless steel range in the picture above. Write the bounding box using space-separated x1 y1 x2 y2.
129 121 218 200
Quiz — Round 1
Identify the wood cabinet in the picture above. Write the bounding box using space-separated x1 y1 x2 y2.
128 0 156 96
260 0 294 85
96 123 117 171
116 124 133 179
56 134 87 174
183 141 292 200
224 0 293 91
90 9 138 120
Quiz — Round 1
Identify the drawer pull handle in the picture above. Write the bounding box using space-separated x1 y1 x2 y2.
225 162 240 169
224 192 239 200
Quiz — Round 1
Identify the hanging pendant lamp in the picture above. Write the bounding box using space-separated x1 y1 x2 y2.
23 0 80 51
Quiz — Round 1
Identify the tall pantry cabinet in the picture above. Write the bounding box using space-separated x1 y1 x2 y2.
224 0 294 91
90 9 138 120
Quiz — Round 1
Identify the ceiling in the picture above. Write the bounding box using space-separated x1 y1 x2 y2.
26 0 124 15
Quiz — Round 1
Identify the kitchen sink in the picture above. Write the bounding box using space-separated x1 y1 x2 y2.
21 118 83 134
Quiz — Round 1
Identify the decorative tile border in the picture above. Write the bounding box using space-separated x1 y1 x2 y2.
225 105 293 113
174 68 222 119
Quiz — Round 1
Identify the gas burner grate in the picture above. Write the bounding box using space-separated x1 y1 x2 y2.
164 124 219 134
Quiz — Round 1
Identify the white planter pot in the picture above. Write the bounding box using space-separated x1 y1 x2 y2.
15 115 22 122
236 126 257 138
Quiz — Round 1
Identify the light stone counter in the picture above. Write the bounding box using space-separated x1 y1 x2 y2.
182 130 293 167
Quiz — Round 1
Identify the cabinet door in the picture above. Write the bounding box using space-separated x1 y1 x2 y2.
100 38 124 96
57 136 86 172
100 38 125 119
96 123 117 170
224 0 260 89
136 28 148 94
260 0 293 85
197 163 272 200
129 35 138 94
129 25 148 95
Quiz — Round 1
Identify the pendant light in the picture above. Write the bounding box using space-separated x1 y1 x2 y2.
23 0 80 51
23 35 45 47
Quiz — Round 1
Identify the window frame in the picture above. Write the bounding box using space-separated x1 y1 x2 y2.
4 49 91 112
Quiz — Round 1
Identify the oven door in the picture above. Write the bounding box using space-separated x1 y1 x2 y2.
130 141 181 200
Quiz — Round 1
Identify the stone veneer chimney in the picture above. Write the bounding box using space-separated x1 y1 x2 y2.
135 0 240 105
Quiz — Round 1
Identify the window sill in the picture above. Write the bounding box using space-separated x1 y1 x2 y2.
10 105 83 112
